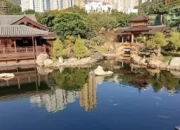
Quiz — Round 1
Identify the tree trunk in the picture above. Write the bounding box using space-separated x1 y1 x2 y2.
157 47 161 58
160 14 163 25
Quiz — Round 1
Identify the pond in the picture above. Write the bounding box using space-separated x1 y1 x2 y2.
0 62 180 130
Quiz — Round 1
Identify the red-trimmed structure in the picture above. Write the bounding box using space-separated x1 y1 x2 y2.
117 14 166 43
0 14 57 66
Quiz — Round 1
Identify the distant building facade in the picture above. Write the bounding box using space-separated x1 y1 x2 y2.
84 0 112 13
21 0 80 12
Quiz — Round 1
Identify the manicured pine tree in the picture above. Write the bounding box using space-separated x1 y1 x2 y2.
52 39 63 61
74 36 89 59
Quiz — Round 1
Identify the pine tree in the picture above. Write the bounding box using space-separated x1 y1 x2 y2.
52 39 63 61
74 36 89 59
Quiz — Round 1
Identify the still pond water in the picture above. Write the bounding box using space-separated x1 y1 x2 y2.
0 63 180 130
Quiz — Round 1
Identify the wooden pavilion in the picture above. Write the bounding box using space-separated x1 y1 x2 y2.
117 14 166 43
0 14 57 66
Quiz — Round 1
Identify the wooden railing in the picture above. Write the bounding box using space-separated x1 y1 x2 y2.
0 46 43 60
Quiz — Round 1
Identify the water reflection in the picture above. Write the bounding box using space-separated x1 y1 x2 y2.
0 62 180 113
30 89 80 112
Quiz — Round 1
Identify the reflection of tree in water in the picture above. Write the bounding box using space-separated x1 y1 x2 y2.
147 71 180 93
54 68 90 91
31 69 98 113
116 66 180 93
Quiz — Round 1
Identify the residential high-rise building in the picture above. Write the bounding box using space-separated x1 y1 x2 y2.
33 0 44 12
21 0 34 12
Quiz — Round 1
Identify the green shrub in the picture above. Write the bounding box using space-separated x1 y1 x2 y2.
73 36 89 59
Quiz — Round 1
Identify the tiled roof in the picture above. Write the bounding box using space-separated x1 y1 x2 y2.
0 25 49 37
0 14 37 25
124 26 151 32
148 25 166 33
129 14 150 22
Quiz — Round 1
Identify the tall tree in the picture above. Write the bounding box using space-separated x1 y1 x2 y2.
53 12 87 39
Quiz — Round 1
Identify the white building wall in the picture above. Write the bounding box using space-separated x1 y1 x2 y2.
21 0 34 12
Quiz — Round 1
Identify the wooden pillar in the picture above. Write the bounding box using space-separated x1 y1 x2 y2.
32 36 36 60
131 34 134 43
13 40 17 54
122 36 124 43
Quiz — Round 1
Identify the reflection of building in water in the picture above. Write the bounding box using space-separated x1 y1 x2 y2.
80 73 97 112
30 89 80 112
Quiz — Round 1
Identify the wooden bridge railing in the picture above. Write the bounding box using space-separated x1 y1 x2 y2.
0 46 43 60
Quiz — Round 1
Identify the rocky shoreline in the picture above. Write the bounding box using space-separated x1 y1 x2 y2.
131 54 180 71
36 52 104 68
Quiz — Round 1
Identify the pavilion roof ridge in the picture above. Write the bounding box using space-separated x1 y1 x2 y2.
129 14 150 22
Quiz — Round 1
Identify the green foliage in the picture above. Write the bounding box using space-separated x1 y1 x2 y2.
147 32 167 57
73 36 89 59
88 35 106 45
24 9 35 14
116 12 136 27
52 39 64 61
162 51 180 57
168 31 180 51
147 32 167 49
63 35 76 57
161 56 173 62
65 6 87 15
7 1 22 15
86 13 117 38
53 12 87 39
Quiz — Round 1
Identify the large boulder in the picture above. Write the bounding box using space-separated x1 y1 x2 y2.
94 66 113 76
170 57 180 68
131 54 142 64
44 59 53 67
37 67 53 75
36 53 49 66
65 58 78 64
148 59 163 68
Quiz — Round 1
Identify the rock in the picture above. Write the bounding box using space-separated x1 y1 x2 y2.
79 57 91 64
131 54 142 64
150 53 157 59
0 73 15 80
148 59 163 68
58 57 63 64
94 66 113 76
36 53 49 66
159 61 169 69
170 71 180 78
170 57 180 68
139 57 147 65
37 67 53 75
66 58 78 64
95 76 105 85
44 59 53 67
